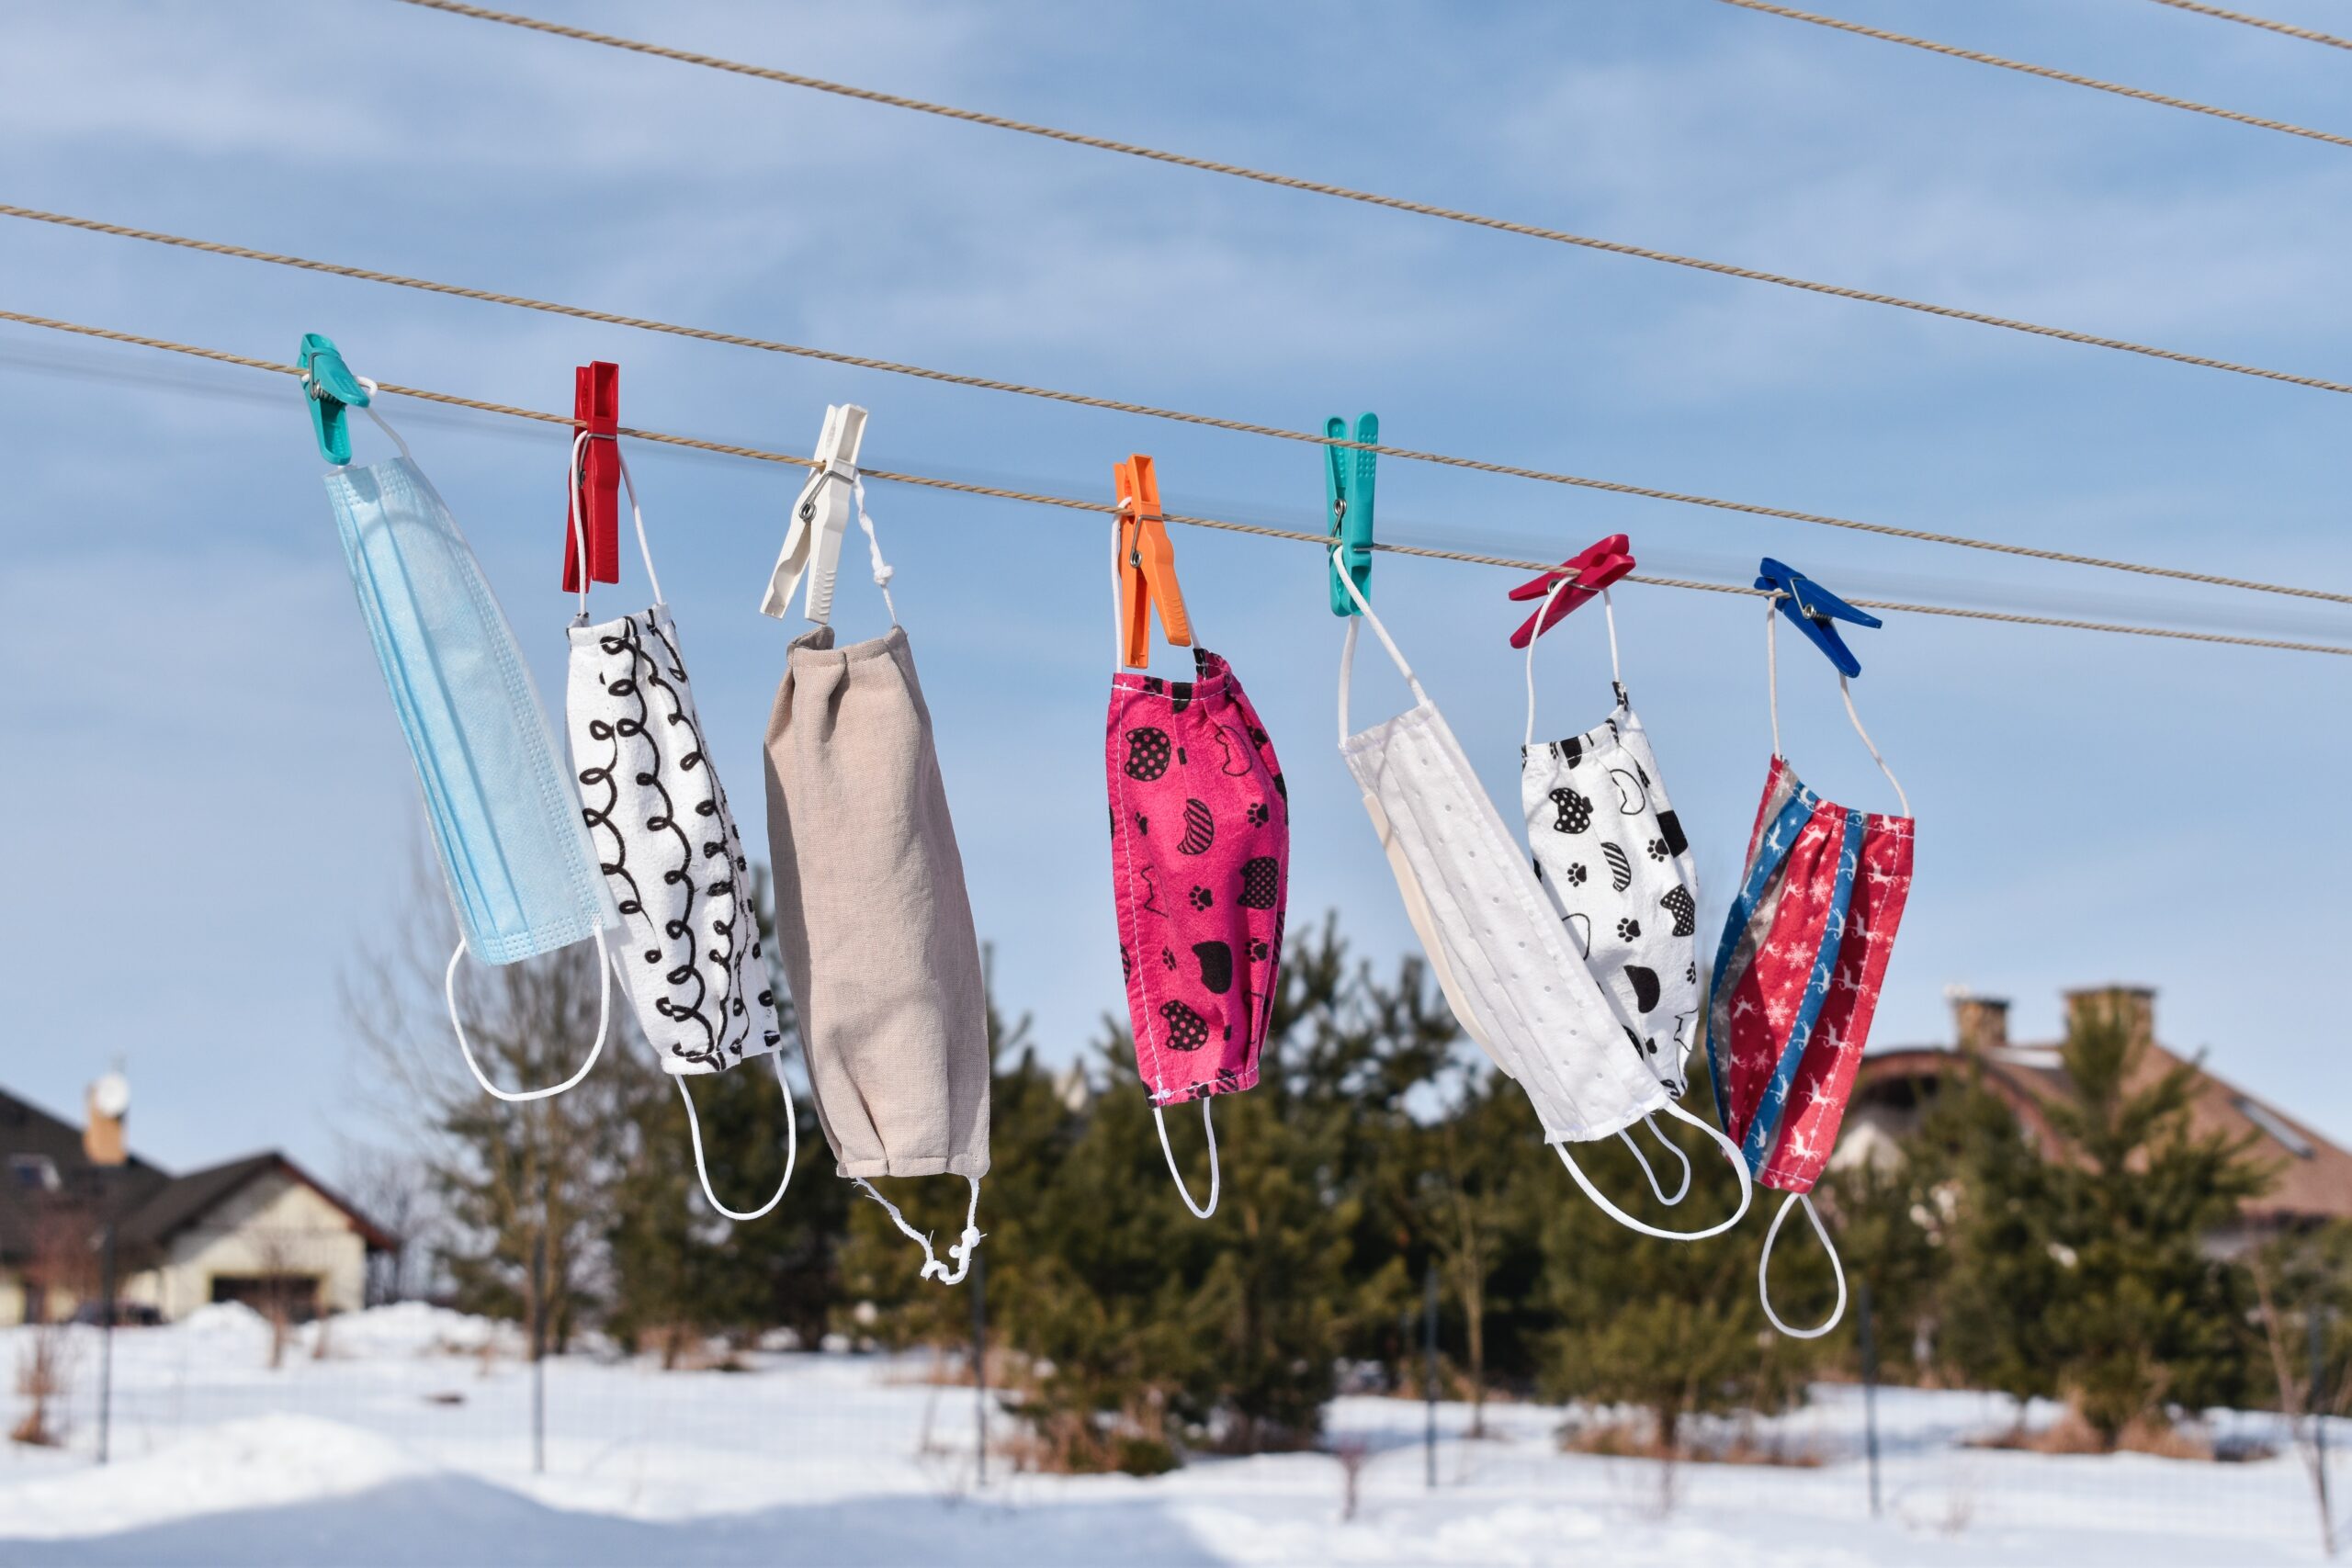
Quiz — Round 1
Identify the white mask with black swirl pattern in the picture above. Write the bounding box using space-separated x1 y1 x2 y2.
562 432 796 1222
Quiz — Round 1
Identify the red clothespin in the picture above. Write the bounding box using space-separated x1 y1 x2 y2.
1115 455 1192 669
1507 534 1634 649
561 361 621 592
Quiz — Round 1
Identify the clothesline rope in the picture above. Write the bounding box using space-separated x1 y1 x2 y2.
2143 0 2352 52
6 204 2348 613
4 306 2348 660
382 0 2352 401
1718 0 2352 151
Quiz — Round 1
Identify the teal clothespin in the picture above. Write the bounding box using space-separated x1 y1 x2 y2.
297 333 371 465
1325 412 1377 615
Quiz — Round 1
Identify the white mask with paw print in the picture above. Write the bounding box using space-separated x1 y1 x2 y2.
1519 583 1702 1100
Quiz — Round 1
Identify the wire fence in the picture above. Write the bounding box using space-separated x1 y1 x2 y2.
5 1282 2343 1559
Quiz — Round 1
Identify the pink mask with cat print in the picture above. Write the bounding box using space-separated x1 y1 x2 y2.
1106 651 1289 1219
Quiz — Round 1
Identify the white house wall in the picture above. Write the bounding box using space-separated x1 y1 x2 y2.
129 1171 368 1321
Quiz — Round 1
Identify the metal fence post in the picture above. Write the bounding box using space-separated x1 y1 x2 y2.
1858 1279 1882 1518
971 1247 989 1489
96 1210 116 1466
1422 1262 1439 1491
530 1213 547 1477
2316 1302 2335 1559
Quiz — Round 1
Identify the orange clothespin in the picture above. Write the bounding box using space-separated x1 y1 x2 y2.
1114 455 1192 668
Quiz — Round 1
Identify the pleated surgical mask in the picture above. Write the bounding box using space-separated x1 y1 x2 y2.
319 389 624 1106
325 402 618 966
1333 553 1750 1240
1707 597 1917 1337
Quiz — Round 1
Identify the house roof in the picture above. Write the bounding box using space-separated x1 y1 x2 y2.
0 1088 396 1262
1856 1039 2352 1224
119 1153 399 1253
0 1089 171 1263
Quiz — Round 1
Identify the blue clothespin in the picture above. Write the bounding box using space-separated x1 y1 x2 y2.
297 333 371 465
1757 558 1881 679
1325 412 1377 616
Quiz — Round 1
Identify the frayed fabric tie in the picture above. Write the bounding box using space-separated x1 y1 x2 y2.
850 477 899 624
854 1175 983 1285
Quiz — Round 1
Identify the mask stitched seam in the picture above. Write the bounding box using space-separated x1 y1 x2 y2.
1110 695 1167 1100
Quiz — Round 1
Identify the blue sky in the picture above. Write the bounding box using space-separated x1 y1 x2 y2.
4 0 2349 1178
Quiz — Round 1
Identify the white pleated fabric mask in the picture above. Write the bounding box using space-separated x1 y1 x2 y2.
1332 553 1749 1239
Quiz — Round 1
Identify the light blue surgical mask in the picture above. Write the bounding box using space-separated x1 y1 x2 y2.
322 394 620 1101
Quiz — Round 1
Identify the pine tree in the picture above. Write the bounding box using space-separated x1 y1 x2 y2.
1814 1149 1952 1384
896 917 1461 1470
2033 1006 2275 1441
832 956 1052 1351
1933 1065 2068 1414
1535 1057 1819 1452
351 899 636 1352
604 1031 839 1361
2253 1220 2352 1418
1388 1062 1539 1434
605 867 843 1359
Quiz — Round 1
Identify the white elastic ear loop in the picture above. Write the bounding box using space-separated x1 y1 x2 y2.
567 432 665 616
1602 589 1623 691
444 929 611 1103
1521 570 1577 746
1766 598 1783 759
609 446 662 604
351 379 415 465
673 1050 798 1222
1111 497 1129 666
567 430 594 619
1521 575 1623 746
854 1175 984 1285
1618 1111 1692 1206
1338 618 1360 745
1838 676 1912 819
1153 1098 1221 1221
1758 1191 1848 1338
848 477 899 626
1334 544 1429 744
1553 1100 1753 1240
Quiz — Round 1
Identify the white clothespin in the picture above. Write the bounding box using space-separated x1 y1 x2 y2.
761 403 869 623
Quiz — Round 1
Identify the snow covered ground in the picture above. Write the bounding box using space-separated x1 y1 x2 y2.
1 1304 2340 1565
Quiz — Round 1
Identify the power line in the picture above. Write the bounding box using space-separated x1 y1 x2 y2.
2143 0 2352 53
4 306 2346 661
1718 0 2352 150
382 0 2352 401
6 205 2347 614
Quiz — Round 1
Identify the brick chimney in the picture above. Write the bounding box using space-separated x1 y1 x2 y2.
2063 985 2156 1050
83 1096 125 1167
1949 993 2009 1056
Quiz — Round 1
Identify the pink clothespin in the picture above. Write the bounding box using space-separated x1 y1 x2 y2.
1507 535 1634 649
